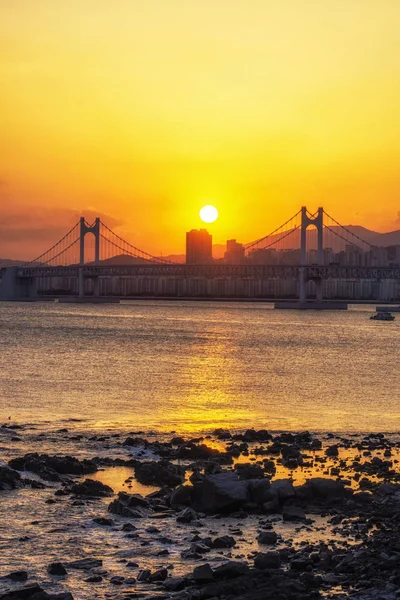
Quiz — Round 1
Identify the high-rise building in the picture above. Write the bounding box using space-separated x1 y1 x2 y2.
224 239 245 264
186 229 213 264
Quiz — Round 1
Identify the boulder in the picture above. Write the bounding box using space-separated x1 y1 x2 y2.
192 563 214 583
47 563 67 576
177 443 221 460
109 492 151 518
257 531 277 545
170 485 192 508
0 466 22 491
212 535 236 548
213 561 249 579
247 479 271 504
133 460 185 487
254 551 281 569
196 472 249 512
298 477 352 500
2 571 28 582
269 479 295 503
70 479 113 497
282 506 307 521
8 454 97 482
176 507 198 523
235 463 265 480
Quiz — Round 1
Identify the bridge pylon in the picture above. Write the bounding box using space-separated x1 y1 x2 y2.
299 207 323 303
79 217 100 297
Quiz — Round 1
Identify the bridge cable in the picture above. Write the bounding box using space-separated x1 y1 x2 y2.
245 209 302 250
323 210 372 249
100 221 175 264
25 222 80 266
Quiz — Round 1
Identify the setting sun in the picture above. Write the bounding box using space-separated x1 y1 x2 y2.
200 205 219 224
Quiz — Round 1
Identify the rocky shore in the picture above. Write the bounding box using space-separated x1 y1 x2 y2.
1 424 400 600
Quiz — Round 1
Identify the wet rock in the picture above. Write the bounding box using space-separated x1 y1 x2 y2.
192 563 214 583
0 584 41 600
170 436 186 446
137 569 151 582
196 472 249 512
163 576 187 591
108 492 151 518
123 437 147 447
0 585 74 600
176 443 221 460
269 479 295 503
93 517 115 526
254 551 281 569
84 575 102 583
47 563 67 576
176 507 198 523
8 454 97 481
325 445 339 457
298 477 352 500
257 531 278 545
282 506 307 522
2 571 28 582
68 558 102 570
133 460 185 487
235 463 265 480
170 485 192 508
212 535 236 548
70 479 113 497
213 561 250 579
0 466 22 491
247 479 271 504
149 568 168 582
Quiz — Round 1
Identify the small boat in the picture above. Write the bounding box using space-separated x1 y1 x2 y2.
370 311 395 321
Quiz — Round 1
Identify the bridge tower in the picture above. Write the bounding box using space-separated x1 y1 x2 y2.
299 207 323 303
78 217 100 297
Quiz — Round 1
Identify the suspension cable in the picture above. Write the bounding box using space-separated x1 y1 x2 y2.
245 209 302 250
99 234 155 263
323 210 371 248
25 222 80 265
249 225 300 253
41 238 80 265
323 224 364 252
100 221 175 264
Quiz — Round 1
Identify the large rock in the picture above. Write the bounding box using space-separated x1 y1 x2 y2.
133 460 185 487
70 479 113 497
254 551 281 569
235 463 265 480
247 479 271 504
0 466 22 491
8 454 97 482
196 472 249 512
108 492 151 518
170 485 193 508
269 479 295 503
177 443 221 460
297 478 352 500
0 584 73 600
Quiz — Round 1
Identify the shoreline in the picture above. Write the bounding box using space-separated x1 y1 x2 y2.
1 424 400 599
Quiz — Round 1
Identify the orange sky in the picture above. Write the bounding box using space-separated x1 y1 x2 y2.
1 0 400 259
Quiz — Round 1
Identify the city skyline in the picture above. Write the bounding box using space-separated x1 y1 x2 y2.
2 1 400 260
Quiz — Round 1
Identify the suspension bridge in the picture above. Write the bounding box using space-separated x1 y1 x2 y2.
1 207 399 306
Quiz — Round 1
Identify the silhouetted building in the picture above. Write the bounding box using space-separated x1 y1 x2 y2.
224 239 245 264
186 229 213 264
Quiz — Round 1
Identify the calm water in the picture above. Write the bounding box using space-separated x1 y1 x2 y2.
1 300 399 433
